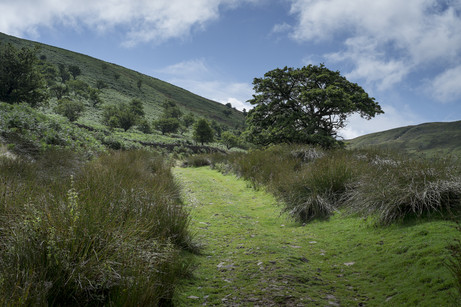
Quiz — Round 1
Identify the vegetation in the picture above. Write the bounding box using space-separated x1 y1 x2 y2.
175 166 459 306
54 97 85 122
186 145 461 224
0 150 195 305
246 64 383 147
347 120 461 157
193 119 214 145
0 43 48 106
0 32 246 154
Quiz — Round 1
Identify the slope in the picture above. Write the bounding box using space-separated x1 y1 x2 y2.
0 32 245 130
347 120 461 157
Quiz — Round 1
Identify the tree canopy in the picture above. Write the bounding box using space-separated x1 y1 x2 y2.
245 64 383 147
193 119 214 145
0 43 48 106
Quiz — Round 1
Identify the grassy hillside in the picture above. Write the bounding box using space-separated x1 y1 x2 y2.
347 121 461 157
0 32 245 155
0 32 244 128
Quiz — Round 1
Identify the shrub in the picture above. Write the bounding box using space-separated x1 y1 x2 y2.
54 98 85 122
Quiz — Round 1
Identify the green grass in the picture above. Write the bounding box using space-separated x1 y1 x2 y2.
0 150 195 305
0 32 245 131
347 121 461 158
174 166 459 306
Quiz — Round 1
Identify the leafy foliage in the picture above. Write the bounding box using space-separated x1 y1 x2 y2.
54 97 85 122
220 131 239 150
0 43 48 106
246 64 383 147
154 117 180 135
193 119 214 145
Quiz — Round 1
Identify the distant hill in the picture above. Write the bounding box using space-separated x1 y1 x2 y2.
347 121 461 157
0 32 245 130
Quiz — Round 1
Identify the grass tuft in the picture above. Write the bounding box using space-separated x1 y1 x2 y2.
0 149 195 305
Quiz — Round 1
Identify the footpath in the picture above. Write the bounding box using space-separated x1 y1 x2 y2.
173 166 355 306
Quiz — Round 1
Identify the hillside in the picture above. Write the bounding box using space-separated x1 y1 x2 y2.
347 120 461 157
0 32 245 153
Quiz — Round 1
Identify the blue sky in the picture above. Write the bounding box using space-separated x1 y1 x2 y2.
1 0 461 138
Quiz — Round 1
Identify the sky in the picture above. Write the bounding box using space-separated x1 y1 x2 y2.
1 0 461 139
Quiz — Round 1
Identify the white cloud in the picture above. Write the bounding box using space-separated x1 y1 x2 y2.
0 0 257 45
156 59 210 78
338 104 421 139
155 59 254 111
429 65 461 102
288 0 461 92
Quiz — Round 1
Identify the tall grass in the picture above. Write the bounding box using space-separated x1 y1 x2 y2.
345 151 461 225
190 145 461 224
0 149 194 306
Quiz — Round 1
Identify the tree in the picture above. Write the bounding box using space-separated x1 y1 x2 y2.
129 98 145 117
50 83 68 99
153 118 180 135
193 119 214 145
102 104 138 131
0 43 48 106
162 100 182 119
54 98 84 122
182 112 195 128
89 88 103 107
246 64 383 147
210 120 222 137
67 79 90 99
68 65 81 79
221 131 239 150
137 79 142 90
58 63 70 83
95 80 107 90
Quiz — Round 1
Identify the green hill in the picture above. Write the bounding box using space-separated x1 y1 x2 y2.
0 32 245 154
347 120 461 157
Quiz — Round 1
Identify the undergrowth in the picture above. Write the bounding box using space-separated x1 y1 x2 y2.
0 149 195 306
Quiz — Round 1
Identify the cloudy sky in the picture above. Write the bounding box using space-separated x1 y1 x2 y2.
1 0 460 138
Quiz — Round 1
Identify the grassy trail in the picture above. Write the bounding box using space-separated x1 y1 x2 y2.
174 166 458 306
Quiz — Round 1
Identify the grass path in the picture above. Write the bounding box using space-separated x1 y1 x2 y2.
173 166 458 306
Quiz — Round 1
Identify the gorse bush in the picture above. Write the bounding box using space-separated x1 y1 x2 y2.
0 150 194 306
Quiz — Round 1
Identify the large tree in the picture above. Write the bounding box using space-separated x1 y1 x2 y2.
0 43 48 106
246 64 383 147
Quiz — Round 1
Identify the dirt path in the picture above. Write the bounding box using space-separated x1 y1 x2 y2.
174 166 349 306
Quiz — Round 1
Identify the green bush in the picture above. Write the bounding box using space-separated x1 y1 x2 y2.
0 150 195 305
54 98 85 122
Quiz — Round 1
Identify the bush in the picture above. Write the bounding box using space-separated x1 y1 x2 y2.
0 150 195 305
54 98 85 122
